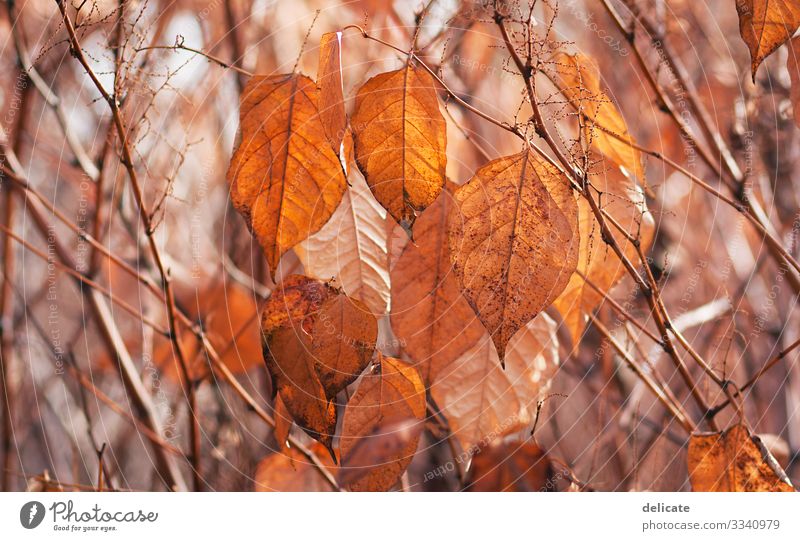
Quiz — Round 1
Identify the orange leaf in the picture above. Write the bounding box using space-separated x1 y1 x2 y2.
552 52 645 183
391 188 485 383
788 36 800 128
688 424 794 492
736 0 800 79
351 64 447 231
227 74 347 273
339 355 425 491
553 158 654 341
317 31 348 165
254 443 337 492
448 150 578 360
262 275 377 453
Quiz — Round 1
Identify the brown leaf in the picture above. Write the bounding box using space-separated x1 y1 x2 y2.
788 36 800 128
295 172 391 315
736 0 800 79
339 355 426 491
351 64 447 231
391 189 485 383
430 314 559 453
688 424 795 492
467 439 555 492
552 52 645 182
254 443 337 492
553 159 654 341
448 150 578 360
227 74 347 274
317 32 347 164
261 275 377 452
273 394 292 449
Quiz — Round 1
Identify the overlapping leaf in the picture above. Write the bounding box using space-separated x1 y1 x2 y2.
153 280 261 381
295 172 391 315
788 36 800 128
339 355 425 491
736 0 800 79
467 439 554 492
228 74 347 274
430 313 560 453
317 32 348 165
552 52 645 182
262 275 377 453
391 189 485 383
553 158 654 342
254 444 337 492
448 150 578 360
351 64 447 231
688 424 794 492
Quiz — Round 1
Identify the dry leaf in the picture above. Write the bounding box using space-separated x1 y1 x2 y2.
338 418 423 488
351 64 447 231
254 444 337 492
339 355 426 491
553 159 654 341
261 275 377 453
552 52 645 182
391 189 485 383
295 172 391 315
688 424 794 492
467 439 555 492
788 36 800 128
317 31 347 164
228 74 347 274
736 0 800 79
448 150 578 360
430 313 559 453
154 280 261 381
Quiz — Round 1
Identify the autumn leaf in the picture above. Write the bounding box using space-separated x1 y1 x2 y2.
552 52 645 183
339 355 425 491
261 275 377 453
338 418 422 488
430 314 559 453
295 171 391 315
553 158 654 341
467 439 555 492
153 279 261 381
788 36 800 128
391 188 485 383
227 74 347 274
448 150 578 360
688 424 795 492
736 0 800 79
351 64 447 231
317 31 348 165
254 444 337 492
